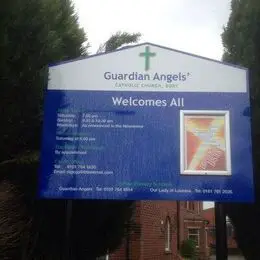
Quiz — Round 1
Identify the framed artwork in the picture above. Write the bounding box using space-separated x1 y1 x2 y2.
180 110 231 176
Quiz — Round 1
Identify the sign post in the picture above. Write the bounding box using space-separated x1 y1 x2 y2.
39 42 254 202
215 203 228 260
39 42 254 260
64 200 73 260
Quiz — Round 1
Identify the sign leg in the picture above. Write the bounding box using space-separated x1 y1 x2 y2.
215 203 228 260
64 200 73 260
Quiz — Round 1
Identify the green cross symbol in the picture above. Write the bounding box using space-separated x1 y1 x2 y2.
139 46 156 71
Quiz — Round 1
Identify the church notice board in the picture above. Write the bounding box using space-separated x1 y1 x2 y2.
39 43 254 202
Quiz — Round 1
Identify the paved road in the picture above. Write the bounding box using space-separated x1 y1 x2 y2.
210 255 245 260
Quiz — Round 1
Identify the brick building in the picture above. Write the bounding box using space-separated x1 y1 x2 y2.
203 207 242 256
105 201 209 260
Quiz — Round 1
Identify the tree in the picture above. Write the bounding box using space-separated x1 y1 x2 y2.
221 0 260 259
0 0 87 164
0 1 141 258
97 31 141 53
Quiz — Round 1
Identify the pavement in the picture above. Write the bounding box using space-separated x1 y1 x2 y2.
210 255 245 260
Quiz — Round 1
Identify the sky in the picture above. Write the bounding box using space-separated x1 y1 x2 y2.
73 0 231 60
72 0 232 209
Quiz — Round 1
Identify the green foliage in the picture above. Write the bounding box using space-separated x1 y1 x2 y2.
222 1 260 259
97 31 141 53
180 239 197 258
0 1 142 259
0 156 134 259
0 0 87 164
222 0 260 104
